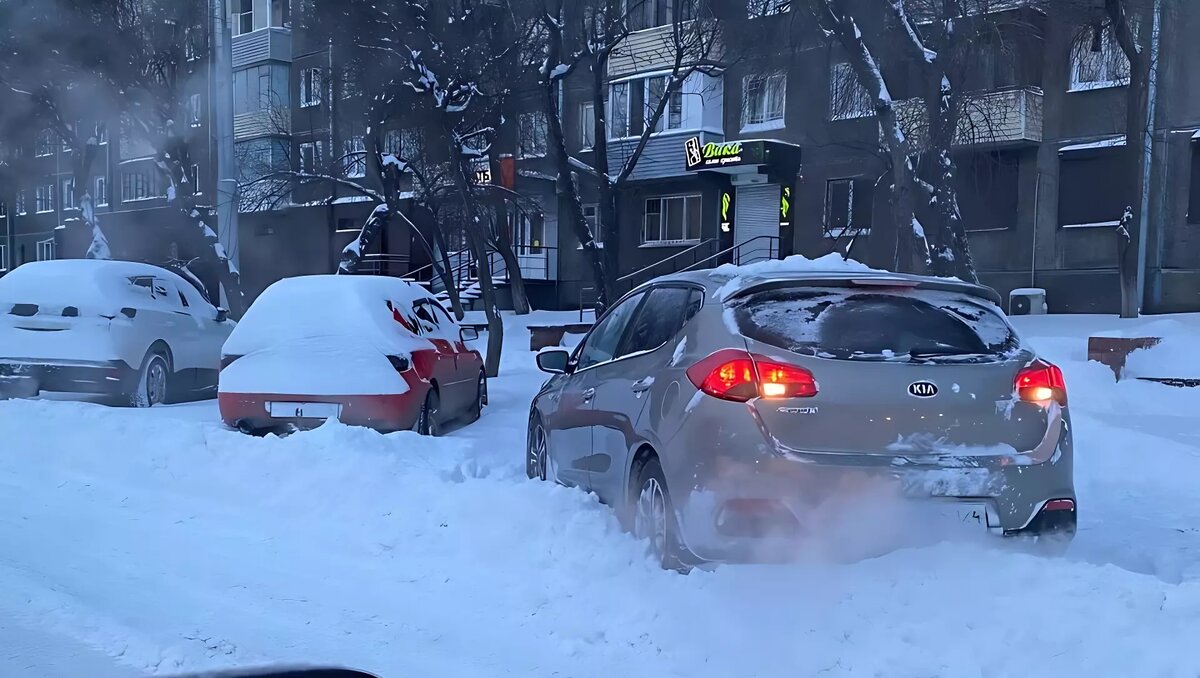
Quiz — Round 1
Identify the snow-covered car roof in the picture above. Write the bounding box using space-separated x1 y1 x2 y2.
647 254 1002 306
0 259 210 315
223 274 457 359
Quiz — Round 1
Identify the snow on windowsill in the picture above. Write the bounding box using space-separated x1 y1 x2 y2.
1062 220 1121 229
1059 136 1126 153
1068 79 1130 93
740 119 786 134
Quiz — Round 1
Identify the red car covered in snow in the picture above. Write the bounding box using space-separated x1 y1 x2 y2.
218 275 485 435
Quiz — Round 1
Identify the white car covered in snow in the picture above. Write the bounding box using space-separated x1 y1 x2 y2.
0 260 234 406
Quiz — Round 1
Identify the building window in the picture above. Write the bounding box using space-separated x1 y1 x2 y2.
643 194 702 244
823 178 872 237
1059 148 1130 228
743 73 786 130
515 212 545 253
646 76 683 133
15 191 25 215
191 163 201 194
35 130 55 157
580 102 596 148
37 238 55 261
519 112 549 158
35 185 54 213
1070 24 1132 92
94 122 108 145
958 151 1019 231
629 0 696 30
122 170 156 202
583 203 601 245
300 67 323 108
829 63 872 121
384 128 424 164
299 140 322 173
610 81 630 138
95 176 109 206
748 0 790 18
188 94 203 127
344 136 367 177
0 243 6 271
61 178 75 210
233 0 254 36
0 201 5 217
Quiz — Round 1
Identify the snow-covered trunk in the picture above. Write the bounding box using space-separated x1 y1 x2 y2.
338 203 391 274
448 141 502 377
591 60 619 306
491 199 532 315
155 147 246 316
71 137 111 260
433 226 466 320
815 0 929 273
541 11 611 310
1108 0 1151 318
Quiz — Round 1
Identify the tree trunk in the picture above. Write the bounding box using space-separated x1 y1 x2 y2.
492 200 532 315
337 203 391 274
592 49 618 308
448 142 502 377
433 224 466 319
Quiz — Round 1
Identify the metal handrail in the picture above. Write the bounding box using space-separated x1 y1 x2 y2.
616 238 717 283
402 248 473 282
678 235 780 273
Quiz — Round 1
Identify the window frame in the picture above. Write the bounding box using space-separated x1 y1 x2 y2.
572 290 648 372
518 111 550 159
609 81 631 139
95 176 109 207
742 72 787 131
299 140 322 174
829 62 873 121
343 136 367 178
748 0 790 18
617 285 704 357
580 102 596 149
36 238 55 262
233 0 255 36
642 193 703 246
35 130 55 157
35 184 55 214
299 67 323 108
645 75 684 134
61 178 75 210
1069 24 1133 92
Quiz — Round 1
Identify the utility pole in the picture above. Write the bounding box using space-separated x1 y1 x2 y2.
1134 0 1163 315
212 0 239 283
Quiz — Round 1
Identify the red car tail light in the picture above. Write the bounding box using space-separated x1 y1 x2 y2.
220 355 242 371
1015 359 1067 406
1043 498 1075 512
387 355 412 373
687 349 818 402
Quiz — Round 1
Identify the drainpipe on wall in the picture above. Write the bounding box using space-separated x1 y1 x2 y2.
1135 0 1163 315
213 0 240 280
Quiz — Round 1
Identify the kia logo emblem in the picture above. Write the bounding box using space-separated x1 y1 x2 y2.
908 381 939 398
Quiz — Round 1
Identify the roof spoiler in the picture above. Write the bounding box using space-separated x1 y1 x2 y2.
724 276 1003 306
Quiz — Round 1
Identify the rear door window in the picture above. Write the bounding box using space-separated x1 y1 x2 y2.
620 286 697 356
728 286 1019 362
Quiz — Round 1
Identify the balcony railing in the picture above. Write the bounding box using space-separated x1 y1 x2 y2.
896 86 1043 148
234 109 290 140
232 27 292 68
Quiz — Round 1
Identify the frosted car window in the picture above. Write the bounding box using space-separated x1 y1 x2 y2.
577 291 645 370
620 287 693 357
729 286 1018 362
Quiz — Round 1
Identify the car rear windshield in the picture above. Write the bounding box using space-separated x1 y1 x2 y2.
727 286 1020 362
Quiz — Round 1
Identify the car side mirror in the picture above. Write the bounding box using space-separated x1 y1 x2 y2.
536 348 571 374
215 307 229 323
460 326 480 342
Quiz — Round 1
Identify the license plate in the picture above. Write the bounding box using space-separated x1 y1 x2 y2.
938 502 990 530
268 402 341 420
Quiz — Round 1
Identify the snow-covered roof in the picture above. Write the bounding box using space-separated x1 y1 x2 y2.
1059 136 1126 153
0 260 200 316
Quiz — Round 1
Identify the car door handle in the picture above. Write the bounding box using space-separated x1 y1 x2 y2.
631 378 653 393
582 388 596 402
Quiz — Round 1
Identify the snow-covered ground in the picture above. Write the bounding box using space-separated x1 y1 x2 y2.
2 311 1199 677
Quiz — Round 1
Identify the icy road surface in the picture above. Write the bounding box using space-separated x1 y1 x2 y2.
1 313 1199 677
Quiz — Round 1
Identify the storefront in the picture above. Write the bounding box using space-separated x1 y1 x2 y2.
683 136 803 262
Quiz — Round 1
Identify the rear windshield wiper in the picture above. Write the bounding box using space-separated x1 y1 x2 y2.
908 346 981 359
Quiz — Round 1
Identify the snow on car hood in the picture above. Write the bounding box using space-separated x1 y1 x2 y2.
220 275 444 396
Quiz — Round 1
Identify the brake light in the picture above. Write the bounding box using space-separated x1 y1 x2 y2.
220 355 242 371
1015 360 1067 406
686 349 818 402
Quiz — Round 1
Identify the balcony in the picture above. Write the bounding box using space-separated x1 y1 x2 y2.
896 86 1043 148
232 27 292 68
234 109 290 141
608 21 720 79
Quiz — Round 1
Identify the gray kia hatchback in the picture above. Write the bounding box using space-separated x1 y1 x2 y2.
529 267 1075 569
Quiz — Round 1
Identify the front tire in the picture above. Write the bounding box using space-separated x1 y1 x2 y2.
527 419 548 481
131 352 170 408
467 370 487 423
633 456 692 572
414 388 441 436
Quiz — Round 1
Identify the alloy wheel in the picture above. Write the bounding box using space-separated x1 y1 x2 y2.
635 477 669 562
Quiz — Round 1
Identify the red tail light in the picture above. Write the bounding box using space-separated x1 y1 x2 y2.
220 355 242 371
686 349 818 402
1015 360 1067 406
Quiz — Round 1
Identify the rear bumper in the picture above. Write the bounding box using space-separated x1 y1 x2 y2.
218 389 427 433
0 359 136 396
664 400 1075 563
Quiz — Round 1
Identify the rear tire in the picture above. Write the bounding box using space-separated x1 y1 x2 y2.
414 388 441 436
131 352 170 408
632 456 692 573
467 370 487 422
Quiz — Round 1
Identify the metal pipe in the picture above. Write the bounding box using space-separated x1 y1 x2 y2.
1031 170 1040 288
213 0 240 274
1135 0 1163 315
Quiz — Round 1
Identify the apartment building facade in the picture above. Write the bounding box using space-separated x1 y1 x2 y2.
0 20 218 285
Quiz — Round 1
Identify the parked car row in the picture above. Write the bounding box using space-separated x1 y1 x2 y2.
0 261 484 435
